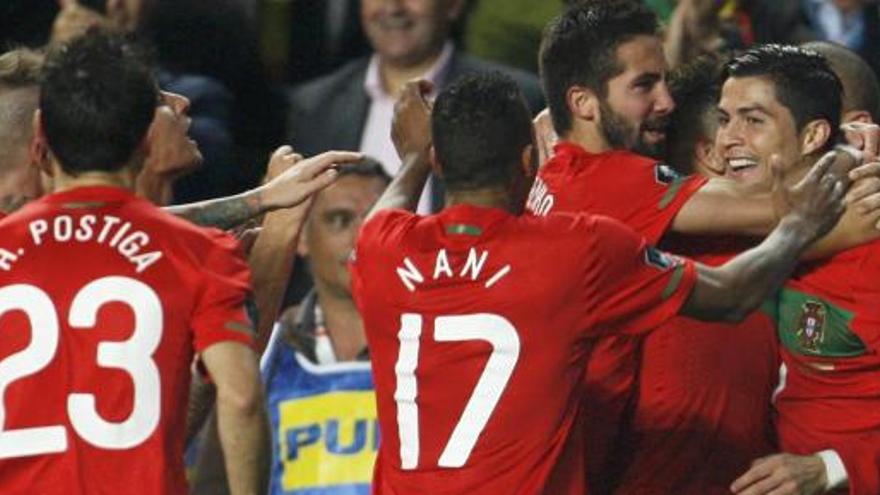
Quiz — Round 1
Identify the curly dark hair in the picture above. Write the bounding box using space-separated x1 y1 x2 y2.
40 31 157 175
432 72 533 191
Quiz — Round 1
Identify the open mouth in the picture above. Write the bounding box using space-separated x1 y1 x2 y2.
725 157 761 180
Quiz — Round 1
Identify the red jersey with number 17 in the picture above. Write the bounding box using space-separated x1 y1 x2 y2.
0 186 254 495
351 205 697 495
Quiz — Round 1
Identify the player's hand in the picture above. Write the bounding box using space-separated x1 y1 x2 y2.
258 147 362 210
533 108 558 167
772 148 850 241
842 122 880 163
391 79 433 160
731 453 828 495
52 0 113 44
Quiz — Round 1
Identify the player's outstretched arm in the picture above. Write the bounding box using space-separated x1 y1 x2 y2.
671 147 860 237
164 147 351 229
247 149 366 350
681 151 847 322
201 341 270 495
366 79 434 221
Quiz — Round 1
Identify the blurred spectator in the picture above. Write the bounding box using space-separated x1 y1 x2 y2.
464 0 563 73
735 0 880 75
191 159 390 495
271 0 371 84
287 0 544 213
664 0 746 68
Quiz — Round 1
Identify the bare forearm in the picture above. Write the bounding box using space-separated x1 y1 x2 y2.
164 189 265 230
672 178 777 236
366 150 431 221
216 393 270 495
248 207 308 351
682 216 815 321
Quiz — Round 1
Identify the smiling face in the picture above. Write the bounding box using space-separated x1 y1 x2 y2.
714 75 802 186
600 35 675 158
361 0 462 67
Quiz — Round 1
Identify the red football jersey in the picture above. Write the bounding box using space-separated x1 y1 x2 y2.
528 142 708 490
611 234 778 495
350 205 697 495
0 186 254 495
774 242 880 495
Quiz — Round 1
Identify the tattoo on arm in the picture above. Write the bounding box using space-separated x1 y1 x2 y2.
0 195 33 215
164 192 263 230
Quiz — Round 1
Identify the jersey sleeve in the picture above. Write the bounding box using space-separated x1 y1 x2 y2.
585 215 697 336
590 158 707 245
191 231 255 352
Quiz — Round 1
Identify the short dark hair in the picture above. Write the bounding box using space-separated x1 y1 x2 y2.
802 41 880 123
432 72 533 191
336 156 391 185
666 54 725 174
723 44 843 148
539 0 658 134
40 32 158 175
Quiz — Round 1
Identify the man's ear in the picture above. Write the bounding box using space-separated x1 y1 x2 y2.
800 119 832 156
521 143 537 179
842 110 873 125
566 85 600 125
694 138 725 177
30 110 53 176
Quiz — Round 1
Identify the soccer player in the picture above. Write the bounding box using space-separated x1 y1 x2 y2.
534 3 880 492
712 48 880 495
0 33 344 495
350 72 846 495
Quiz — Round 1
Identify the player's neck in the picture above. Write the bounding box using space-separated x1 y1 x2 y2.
316 285 366 362
445 187 517 213
49 159 137 194
563 122 613 154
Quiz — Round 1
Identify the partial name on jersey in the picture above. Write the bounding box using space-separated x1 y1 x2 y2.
0 213 162 273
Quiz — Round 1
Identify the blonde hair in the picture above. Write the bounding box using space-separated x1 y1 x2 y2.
0 48 44 88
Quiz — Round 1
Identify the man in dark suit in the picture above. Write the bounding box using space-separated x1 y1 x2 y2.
287 0 544 212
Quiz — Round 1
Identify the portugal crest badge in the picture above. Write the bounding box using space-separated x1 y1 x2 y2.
796 301 826 353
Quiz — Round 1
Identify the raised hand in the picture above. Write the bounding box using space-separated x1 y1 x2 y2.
731 453 829 495
772 147 854 241
258 147 362 210
391 79 433 159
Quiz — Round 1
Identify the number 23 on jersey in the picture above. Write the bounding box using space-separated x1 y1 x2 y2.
0 276 163 459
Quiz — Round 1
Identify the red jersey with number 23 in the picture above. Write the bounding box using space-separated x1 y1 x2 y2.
350 205 697 495
0 186 254 495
